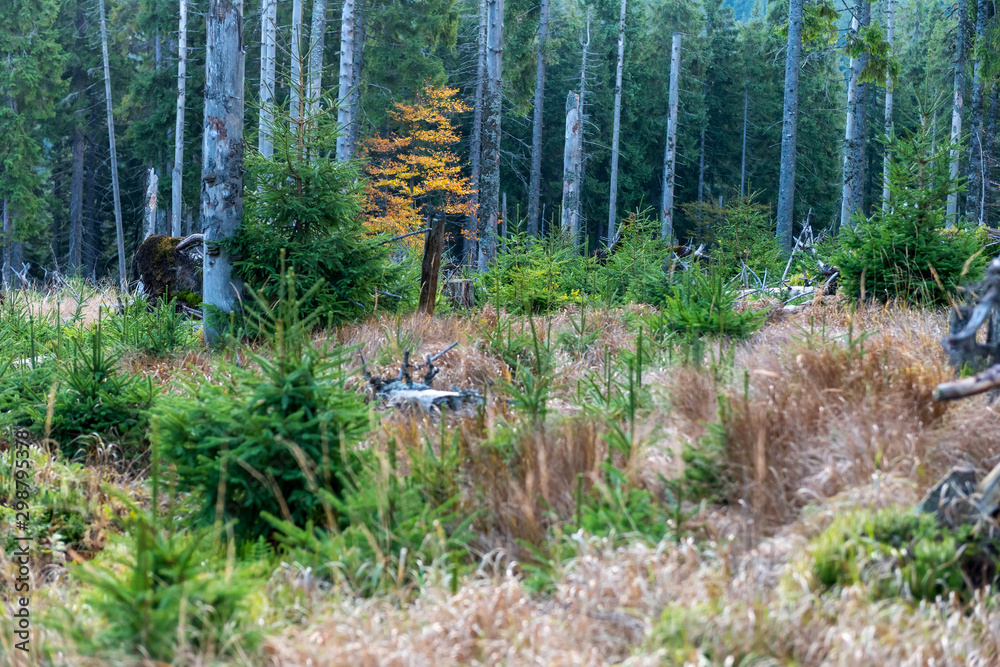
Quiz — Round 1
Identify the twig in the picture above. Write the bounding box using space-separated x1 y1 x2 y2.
378 228 430 246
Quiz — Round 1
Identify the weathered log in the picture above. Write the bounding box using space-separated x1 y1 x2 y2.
934 363 1000 401
443 279 475 309
943 258 1000 371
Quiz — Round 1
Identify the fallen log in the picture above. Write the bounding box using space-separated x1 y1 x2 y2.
933 363 1000 401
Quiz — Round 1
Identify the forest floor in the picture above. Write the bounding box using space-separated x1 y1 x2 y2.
6 291 1000 666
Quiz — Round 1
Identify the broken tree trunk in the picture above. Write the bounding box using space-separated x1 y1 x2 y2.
418 215 446 315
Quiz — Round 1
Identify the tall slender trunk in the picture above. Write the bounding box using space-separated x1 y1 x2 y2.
660 32 681 241
526 0 549 236
697 127 706 206
967 0 986 223
740 84 748 200
881 0 894 211
477 0 503 271
69 0 88 271
840 14 861 230
98 0 127 290
946 0 967 226
145 168 159 239
561 91 582 243
776 0 803 253
576 11 590 231
852 0 871 217
201 0 246 343
308 0 327 120
466 0 486 265
290 0 304 130
336 0 356 161
347 4 365 154
172 0 188 235
2 199 10 288
259 0 277 157
607 0 626 245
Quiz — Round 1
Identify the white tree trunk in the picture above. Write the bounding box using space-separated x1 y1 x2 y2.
477 0 503 271
308 0 327 118
607 0 626 245
290 0 304 130
775 0 803 253
336 0 356 161
258 0 277 157
201 0 246 343
347 5 364 155
172 0 188 235
576 10 590 231
840 15 860 229
466 0 486 265
946 0 967 226
561 91 582 243
98 0 127 291
881 0 894 212
526 0 549 236
145 168 159 240
660 32 681 241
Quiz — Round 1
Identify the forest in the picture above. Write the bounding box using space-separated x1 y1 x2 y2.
3 0 1000 663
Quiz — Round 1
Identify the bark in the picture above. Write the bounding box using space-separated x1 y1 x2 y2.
418 214 446 315
946 0 968 226
201 0 246 343
526 0 549 237
258 0 277 157
466 0 486 266
576 11 590 231
98 0 127 291
740 85 748 200
290 0 304 129
660 32 681 241
775 0 803 253
308 0 327 119
336 0 355 161
967 0 987 223
346 4 365 155
172 0 188 235
882 0 895 212
840 15 861 230
477 0 503 271
607 0 626 245
561 91 582 242
145 168 159 240
851 0 871 218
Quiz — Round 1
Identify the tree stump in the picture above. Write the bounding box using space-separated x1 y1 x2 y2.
443 279 475 309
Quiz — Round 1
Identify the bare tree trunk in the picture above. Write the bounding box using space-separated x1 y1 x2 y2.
145 168 159 239
347 4 365 155
576 11 590 232
882 0 894 212
308 0 327 119
201 0 246 343
776 0 803 253
660 32 681 241
607 0 626 245
336 0 356 161
98 0 127 291
851 0 871 218
466 0 486 265
258 0 277 157
477 0 503 272
740 84 748 200
561 91 582 243
172 0 188 235
290 0 304 130
946 0 967 226
967 0 987 223
526 0 549 237
841 14 861 230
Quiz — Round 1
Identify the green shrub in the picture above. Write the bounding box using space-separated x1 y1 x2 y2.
655 263 766 338
102 295 199 356
480 233 584 313
599 211 674 306
809 507 998 602
704 197 784 283
228 96 410 328
156 274 370 539
834 129 985 304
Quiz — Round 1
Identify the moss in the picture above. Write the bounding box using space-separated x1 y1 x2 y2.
173 289 202 308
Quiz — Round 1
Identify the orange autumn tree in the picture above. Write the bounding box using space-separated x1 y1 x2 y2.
363 85 474 243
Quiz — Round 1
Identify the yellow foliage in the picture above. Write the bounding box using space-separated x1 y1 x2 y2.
362 85 475 245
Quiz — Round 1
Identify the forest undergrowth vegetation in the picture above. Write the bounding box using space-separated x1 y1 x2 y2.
3 232 1000 664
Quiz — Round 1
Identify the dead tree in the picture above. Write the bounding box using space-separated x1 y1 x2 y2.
936 257 1000 400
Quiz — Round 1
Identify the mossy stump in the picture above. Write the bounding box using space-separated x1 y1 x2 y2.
135 234 202 305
